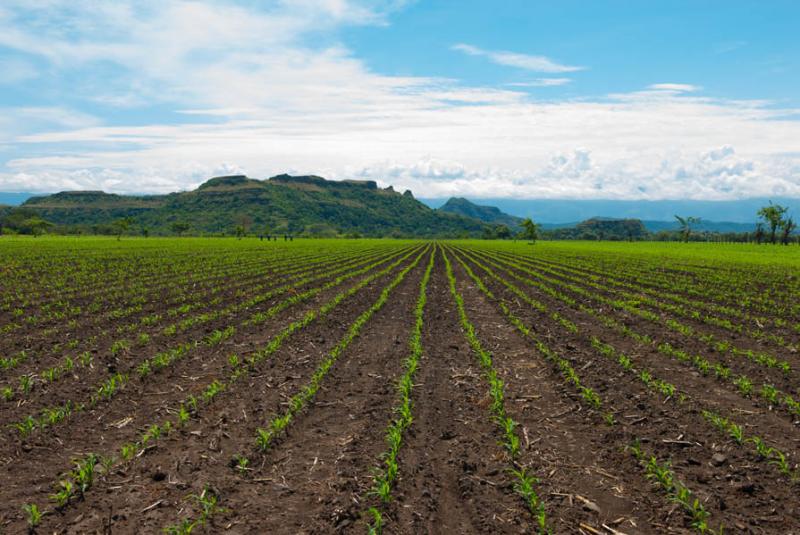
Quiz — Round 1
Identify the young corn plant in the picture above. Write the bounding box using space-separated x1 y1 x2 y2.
13 415 38 438
233 454 250 475
23 503 42 531
629 440 721 534
19 374 33 395
164 486 227 533
362 250 436 528
163 519 194 535
443 249 548 531
366 507 383 535
178 404 190 425
509 467 548 535
254 248 427 453
33 247 425 523
49 479 74 508
191 487 224 527
471 248 800 476
120 443 137 461
73 453 98 496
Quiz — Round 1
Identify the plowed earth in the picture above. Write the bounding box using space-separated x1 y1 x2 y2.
1 239 798 534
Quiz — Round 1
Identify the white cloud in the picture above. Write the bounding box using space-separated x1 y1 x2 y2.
452 43 583 73
4 89 800 200
349 146 800 201
0 1 799 201
507 78 572 87
648 83 702 93
0 107 100 142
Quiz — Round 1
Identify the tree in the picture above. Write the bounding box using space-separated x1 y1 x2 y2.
171 222 190 236
757 202 788 244
235 214 253 235
495 224 512 240
674 215 701 243
112 217 133 240
26 218 53 237
235 225 245 239
754 223 765 245
521 218 541 244
780 217 797 245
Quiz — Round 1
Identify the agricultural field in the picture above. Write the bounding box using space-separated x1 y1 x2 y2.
0 236 799 534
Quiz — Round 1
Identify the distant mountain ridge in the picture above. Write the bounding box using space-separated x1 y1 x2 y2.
537 219 757 234
6 183 795 237
8 188 797 228
19 174 486 237
421 197 800 226
437 197 523 229
547 218 650 240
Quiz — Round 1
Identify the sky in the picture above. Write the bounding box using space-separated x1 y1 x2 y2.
0 0 799 200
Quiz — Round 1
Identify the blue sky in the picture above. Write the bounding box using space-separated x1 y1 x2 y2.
350 1 798 103
1 0 799 199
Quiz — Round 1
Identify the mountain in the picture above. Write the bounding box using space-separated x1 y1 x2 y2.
437 197 523 229
541 219 758 233
640 220 756 233
547 218 649 240
420 197 800 225
18 174 487 237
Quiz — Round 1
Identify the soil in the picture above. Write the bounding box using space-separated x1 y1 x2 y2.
2 243 799 534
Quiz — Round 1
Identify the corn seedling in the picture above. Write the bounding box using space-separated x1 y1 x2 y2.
509 467 548 534
23 503 42 530
233 454 250 475
49 479 74 508
19 374 33 394
629 440 721 534
366 507 383 535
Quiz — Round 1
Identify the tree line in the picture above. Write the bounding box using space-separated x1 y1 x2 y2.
670 201 797 244
2 200 798 243
483 201 798 244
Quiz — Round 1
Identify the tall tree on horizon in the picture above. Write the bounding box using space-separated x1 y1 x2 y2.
780 217 797 245
674 215 701 242
112 217 132 241
521 218 541 244
757 202 789 244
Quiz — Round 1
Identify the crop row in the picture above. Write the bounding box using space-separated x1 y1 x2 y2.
452 245 798 486
480 248 800 420
21 244 427 526
6 245 422 438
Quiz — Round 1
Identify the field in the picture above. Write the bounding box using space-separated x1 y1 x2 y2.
1 237 799 534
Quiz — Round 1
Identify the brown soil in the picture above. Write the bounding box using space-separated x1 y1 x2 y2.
2 244 799 535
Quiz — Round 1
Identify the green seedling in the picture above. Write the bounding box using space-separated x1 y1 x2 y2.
23 503 42 530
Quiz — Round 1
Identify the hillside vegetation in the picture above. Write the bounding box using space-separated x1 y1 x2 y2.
438 197 523 229
17 174 486 237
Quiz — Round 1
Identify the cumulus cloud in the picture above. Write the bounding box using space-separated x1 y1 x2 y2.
347 146 800 201
0 1 799 200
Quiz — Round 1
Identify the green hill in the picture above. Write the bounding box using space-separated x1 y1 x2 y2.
546 217 649 240
438 197 523 229
19 174 488 237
